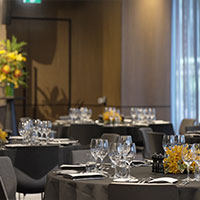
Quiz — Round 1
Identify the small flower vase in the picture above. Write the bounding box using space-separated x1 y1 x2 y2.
5 82 14 98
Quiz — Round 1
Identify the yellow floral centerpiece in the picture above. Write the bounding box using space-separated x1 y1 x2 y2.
102 110 122 124
163 145 196 174
0 129 8 149
0 35 27 97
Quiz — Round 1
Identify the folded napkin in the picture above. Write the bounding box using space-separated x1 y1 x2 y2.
63 172 106 180
60 164 86 170
5 144 26 148
48 140 78 146
148 177 178 184
113 178 139 183
9 136 23 140
152 120 170 124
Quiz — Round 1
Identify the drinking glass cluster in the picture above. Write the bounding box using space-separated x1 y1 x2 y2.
90 136 136 179
162 135 186 151
90 138 109 172
18 118 52 145
69 107 92 122
130 107 156 124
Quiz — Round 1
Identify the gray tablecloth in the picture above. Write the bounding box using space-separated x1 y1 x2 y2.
0 144 84 165
53 123 174 147
44 166 200 200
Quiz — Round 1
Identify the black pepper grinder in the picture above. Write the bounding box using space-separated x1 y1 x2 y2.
151 153 158 173
157 154 164 173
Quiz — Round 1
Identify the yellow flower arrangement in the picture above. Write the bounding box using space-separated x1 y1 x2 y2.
102 111 122 123
0 129 8 143
163 145 196 174
0 35 27 88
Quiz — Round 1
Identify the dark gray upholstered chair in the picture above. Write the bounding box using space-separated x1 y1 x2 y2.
69 124 102 146
0 176 9 200
139 128 164 159
108 184 179 200
0 156 17 200
179 118 196 135
101 133 120 144
72 149 91 164
13 146 59 197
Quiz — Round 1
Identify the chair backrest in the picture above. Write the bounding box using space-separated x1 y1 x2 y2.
108 184 179 200
179 118 196 135
69 124 102 145
149 123 175 135
101 133 120 144
139 127 153 135
0 156 17 200
0 176 9 200
13 146 59 179
139 128 164 159
185 125 200 133
72 149 91 164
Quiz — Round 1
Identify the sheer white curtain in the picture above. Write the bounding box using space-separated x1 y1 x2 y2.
171 0 200 133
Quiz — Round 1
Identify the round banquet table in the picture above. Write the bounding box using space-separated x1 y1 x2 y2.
44 166 200 200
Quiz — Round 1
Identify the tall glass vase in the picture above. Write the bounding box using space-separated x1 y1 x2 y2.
5 82 14 98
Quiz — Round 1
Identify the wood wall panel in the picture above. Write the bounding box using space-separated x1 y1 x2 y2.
6 0 121 121
102 1 121 107
121 0 171 120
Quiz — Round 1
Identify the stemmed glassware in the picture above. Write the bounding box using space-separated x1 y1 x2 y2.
42 120 52 144
118 135 132 158
69 108 79 122
149 108 156 121
175 135 185 146
181 144 193 182
18 121 27 144
86 108 92 121
162 135 175 152
126 143 137 179
108 143 120 176
108 107 116 125
130 108 137 124
90 139 100 172
191 143 200 181
97 139 109 173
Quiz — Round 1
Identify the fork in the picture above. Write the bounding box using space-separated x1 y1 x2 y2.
179 181 189 186
138 177 153 184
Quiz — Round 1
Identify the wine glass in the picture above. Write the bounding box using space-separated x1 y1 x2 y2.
97 139 109 173
181 144 193 182
130 107 137 124
191 143 200 181
31 119 41 145
108 142 121 178
118 135 132 157
126 143 137 179
18 121 26 143
90 138 99 172
175 135 185 146
162 135 175 152
42 120 52 143
86 108 92 121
